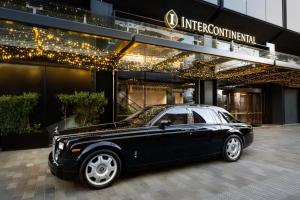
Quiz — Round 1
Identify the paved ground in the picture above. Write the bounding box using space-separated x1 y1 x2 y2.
0 125 300 200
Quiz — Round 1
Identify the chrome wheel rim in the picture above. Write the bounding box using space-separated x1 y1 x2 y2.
226 137 241 160
85 154 118 186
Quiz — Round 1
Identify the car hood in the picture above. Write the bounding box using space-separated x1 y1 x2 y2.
54 122 158 146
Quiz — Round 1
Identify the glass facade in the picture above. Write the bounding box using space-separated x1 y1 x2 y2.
224 0 283 27
224 0 247 14
247 0 266 21
287 0 300 33
266 0 283 26
117 79 195 120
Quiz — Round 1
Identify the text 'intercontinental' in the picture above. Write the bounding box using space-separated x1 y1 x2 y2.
165 10 256 45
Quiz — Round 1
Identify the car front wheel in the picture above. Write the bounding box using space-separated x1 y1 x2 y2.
223 135 243 162
79 150 121 189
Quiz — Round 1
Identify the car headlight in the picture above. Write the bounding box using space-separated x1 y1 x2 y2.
58 142 64 150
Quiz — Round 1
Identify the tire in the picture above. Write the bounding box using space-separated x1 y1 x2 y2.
79 150 121 189
222 134 243 162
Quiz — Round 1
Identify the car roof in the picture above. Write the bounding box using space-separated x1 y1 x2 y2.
149 104 229 113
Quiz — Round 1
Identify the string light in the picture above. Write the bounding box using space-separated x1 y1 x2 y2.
0 18 299 87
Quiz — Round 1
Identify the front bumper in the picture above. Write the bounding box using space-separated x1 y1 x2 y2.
48 152 76 180
243 130 254 148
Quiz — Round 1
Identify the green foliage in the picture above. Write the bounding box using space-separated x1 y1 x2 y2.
57 91 108 127
0 93 39 135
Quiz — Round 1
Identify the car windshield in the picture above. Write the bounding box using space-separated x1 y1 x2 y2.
121 106 166 127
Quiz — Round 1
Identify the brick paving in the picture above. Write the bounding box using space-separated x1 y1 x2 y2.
0 125 300 200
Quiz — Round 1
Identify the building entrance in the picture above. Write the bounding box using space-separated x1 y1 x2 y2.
117 72 196 120
218 88 262 125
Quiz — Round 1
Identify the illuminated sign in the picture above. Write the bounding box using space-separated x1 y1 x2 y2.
164 9 256 44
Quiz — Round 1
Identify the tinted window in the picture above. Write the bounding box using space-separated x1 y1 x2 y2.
220 112 240 123
218 112 228 123
193 111 206 123
208 109 222 123
124 106 165 127
193 108 216 124
154 107 188 125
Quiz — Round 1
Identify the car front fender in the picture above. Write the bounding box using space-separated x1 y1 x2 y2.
76 141 122 163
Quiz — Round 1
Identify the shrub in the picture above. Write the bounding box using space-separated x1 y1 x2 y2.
57 91 107 127
0 93 39 135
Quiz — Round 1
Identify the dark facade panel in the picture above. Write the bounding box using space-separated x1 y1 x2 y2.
284 88 298 124
0 63 93 127
45 67 93 126
96 71 115 123
0 63 44 95
107 0 218 25
272 30 300 57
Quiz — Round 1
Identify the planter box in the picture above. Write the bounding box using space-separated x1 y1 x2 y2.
0 131 50 151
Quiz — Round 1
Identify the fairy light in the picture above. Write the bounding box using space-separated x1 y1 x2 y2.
32 27 43 55
0 15 299 87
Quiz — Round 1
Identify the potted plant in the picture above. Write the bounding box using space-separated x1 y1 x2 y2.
0 93 49 151
58 91 107 128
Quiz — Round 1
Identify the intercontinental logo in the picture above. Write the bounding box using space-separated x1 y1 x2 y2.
164 9 256 44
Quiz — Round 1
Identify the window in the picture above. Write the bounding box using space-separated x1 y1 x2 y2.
287 0 300 33
218 112 228 123
224 0 283 27
266 0 283 26
220 112 240 123
193 111 206 123
124 106 165 127
192 108 216 124
154 107 188 125
247 0 266 21
224 0 247 14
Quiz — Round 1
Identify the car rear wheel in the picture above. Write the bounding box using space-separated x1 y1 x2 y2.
79 150 121 189
223 135 243 162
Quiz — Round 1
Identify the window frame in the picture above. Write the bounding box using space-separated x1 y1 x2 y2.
191 107 221 124
150 107 192 126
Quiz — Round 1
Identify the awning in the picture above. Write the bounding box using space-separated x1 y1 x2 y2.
0 0 299 87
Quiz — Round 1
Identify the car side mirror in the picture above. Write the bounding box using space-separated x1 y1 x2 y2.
159 120 171 129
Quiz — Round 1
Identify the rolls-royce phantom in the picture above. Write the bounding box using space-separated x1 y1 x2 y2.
48 105 253 189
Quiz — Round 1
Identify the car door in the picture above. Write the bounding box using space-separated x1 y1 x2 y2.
184 108 223 158
150 107 194 161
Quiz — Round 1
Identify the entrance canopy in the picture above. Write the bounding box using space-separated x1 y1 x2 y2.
0 0 299 88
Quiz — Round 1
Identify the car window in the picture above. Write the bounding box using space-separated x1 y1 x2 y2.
218 112 228 123
221 112 240 123
154 107 188 126
123 106 165 127
208 109 222 123
192 108 216 124
193 111 206 123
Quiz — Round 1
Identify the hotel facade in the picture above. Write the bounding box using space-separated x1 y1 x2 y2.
0 0 299 130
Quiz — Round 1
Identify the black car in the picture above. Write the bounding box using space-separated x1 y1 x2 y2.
48 105 253 189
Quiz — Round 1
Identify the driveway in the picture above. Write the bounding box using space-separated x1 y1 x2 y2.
0 125 300 200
